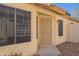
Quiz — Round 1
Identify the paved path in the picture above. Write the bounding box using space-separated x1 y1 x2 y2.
35 47 61 56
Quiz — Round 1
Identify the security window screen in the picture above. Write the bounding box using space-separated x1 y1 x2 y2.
0 5 31 46
0 5 15 46
16 9 31 43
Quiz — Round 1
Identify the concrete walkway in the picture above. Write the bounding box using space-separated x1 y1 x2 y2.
35 47 61 56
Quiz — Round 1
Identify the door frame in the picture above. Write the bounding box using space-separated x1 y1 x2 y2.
36 13 53 47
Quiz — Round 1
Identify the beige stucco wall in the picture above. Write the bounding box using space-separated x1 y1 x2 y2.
67 21 79 43
54 14 79 45
0 3 57 55
0 3 78 55
54 15 78 45
53 15 67 45
0 3 37 56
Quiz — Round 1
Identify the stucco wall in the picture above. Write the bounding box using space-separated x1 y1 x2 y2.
0 3 77 55
0 3 56 55
54 14 79 45
54 15 67 45
67 22 79 43
0 4 37 56
54 15 78 45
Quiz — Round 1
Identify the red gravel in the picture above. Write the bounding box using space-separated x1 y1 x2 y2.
57 42 79 56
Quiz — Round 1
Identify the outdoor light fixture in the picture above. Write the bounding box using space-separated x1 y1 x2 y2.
56 20 61 24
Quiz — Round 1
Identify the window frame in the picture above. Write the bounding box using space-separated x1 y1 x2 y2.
58 20 63 36
0 4 32 46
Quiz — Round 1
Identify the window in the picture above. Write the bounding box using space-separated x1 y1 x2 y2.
16 9 31 43
0 5 31 46
0 5 15 46
58 20 63 36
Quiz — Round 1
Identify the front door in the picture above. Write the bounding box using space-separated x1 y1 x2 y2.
38 16 52 47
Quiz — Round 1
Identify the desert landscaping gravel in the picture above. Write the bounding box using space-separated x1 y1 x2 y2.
57 42 79 56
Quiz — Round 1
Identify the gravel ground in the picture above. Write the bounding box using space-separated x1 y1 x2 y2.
57 42 79 56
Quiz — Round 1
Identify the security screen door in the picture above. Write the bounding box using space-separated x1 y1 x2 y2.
38 16 52 47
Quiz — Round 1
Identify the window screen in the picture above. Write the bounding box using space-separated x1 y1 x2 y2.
0 5 15 46
16 9 31 43
0 5 31 46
